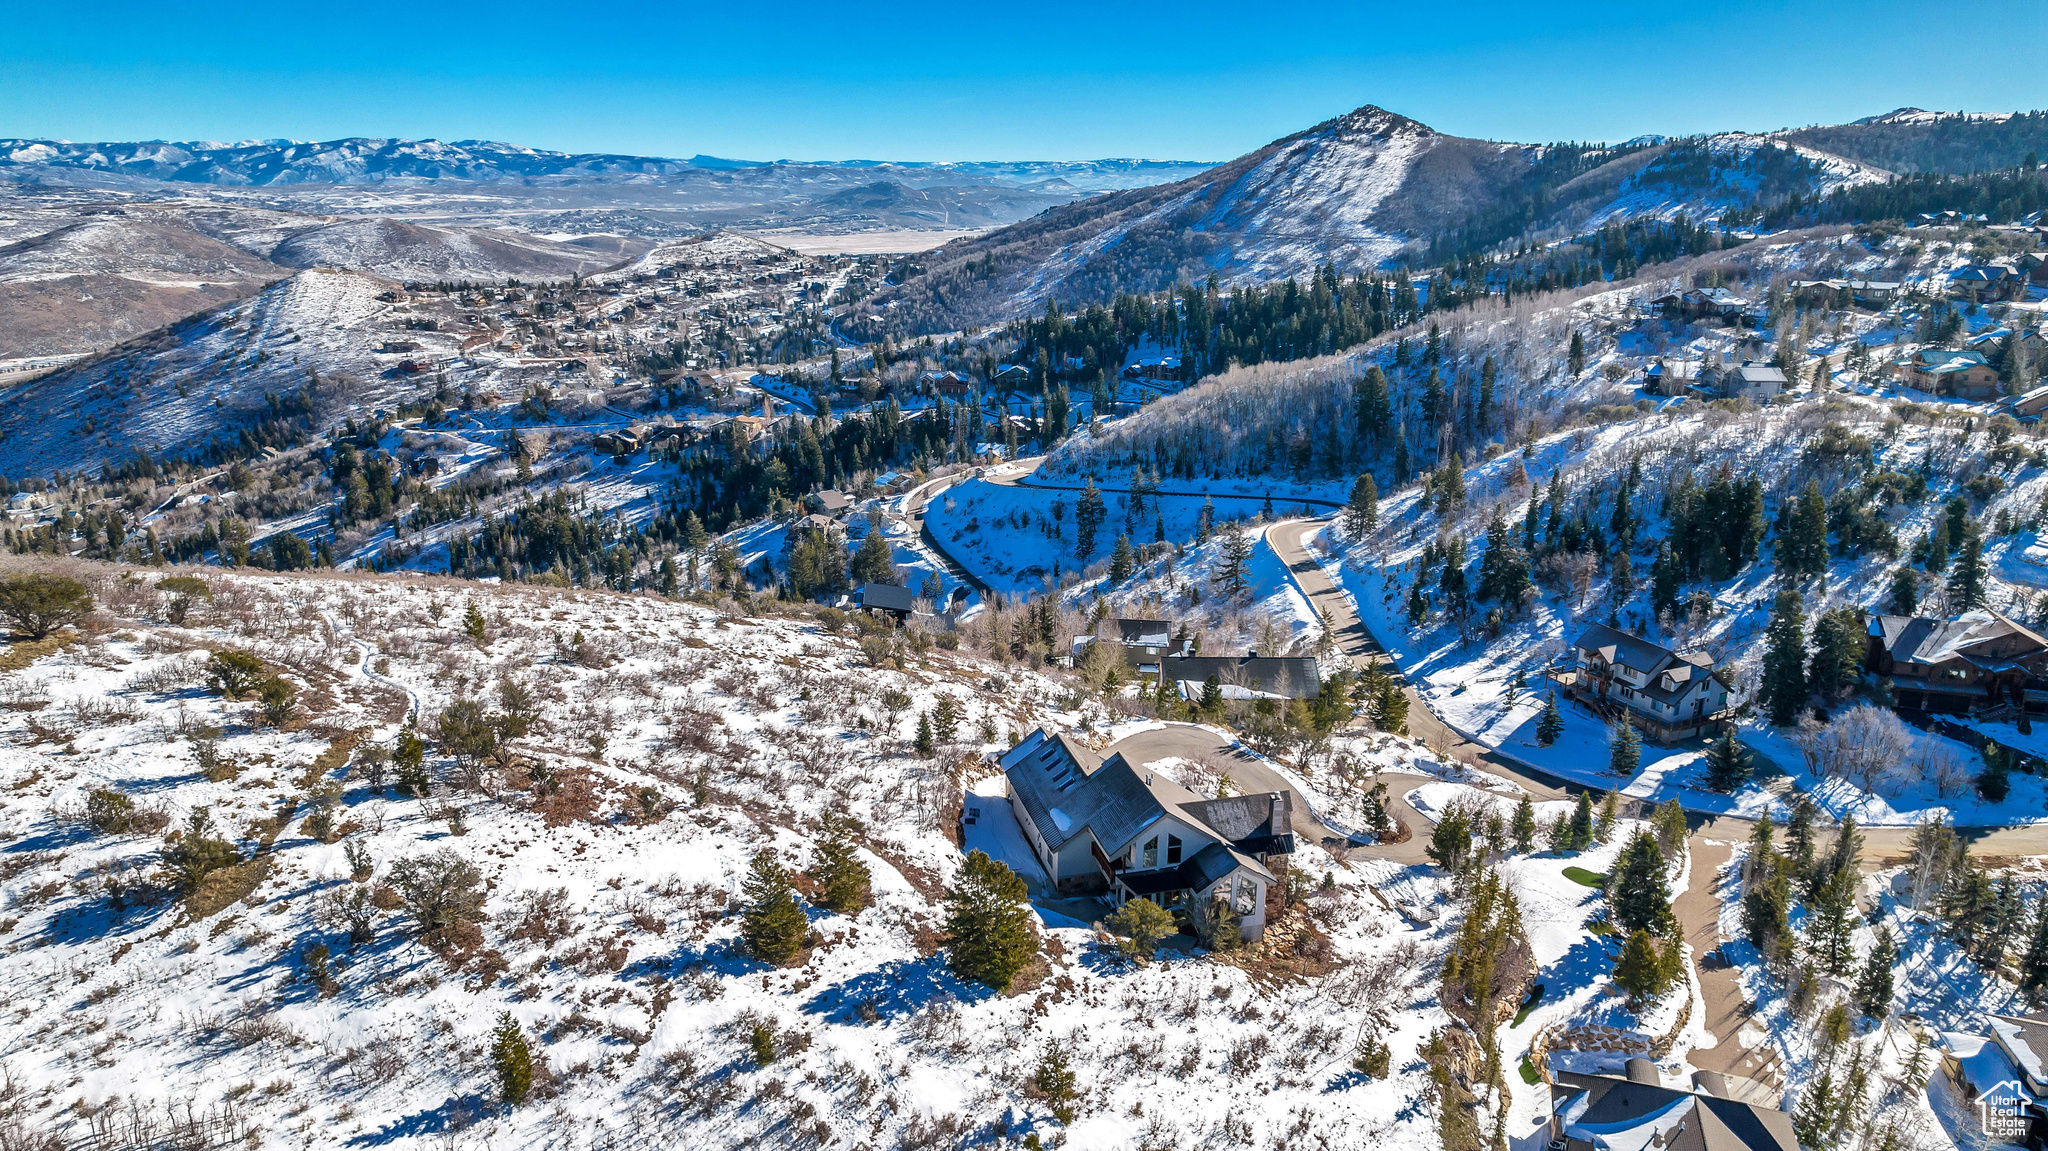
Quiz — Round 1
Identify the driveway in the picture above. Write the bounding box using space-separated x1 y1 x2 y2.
1107 724 1435 864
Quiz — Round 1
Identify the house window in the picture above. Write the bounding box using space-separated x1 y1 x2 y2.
1142 836 1158 868
1167 835 1182 864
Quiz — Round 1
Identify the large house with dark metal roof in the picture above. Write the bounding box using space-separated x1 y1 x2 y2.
1866 609 2048 716
997 728 1292 940
1164 655 1322 701
1552 623 1730 743
1548 1061 1797 1151
1069 618 1191 677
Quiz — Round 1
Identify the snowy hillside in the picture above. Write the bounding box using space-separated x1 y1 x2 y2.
0 268 410 478
0 558 1471 1151
268 218 626 281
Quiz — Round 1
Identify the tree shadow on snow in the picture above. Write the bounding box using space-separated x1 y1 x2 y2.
801 955 981 1023
347 1092 492 1146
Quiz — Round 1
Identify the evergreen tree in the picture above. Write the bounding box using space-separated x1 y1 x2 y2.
1537 693 1564 747
1759 589 1810 726
915 710 936 757
1426 804 1474 872
740 849 807 965
1888 566 1919 615
1215 529 1256 599
1073 481 1106 558
1033 1040 1080 1125
1805 864 1858 975
490 1012 535 1106
852 524 894 585
944 850 1038 990
1566 790 1595 852
1855 926 1897 1019
1594 790 1620 843
1614 929 1671 1008
1650 542 1681 619
1609 548 1635 612
1792 1062 1839 1151
1609 831 1676 937
1109 534 1135 582
463 600 489 648
1344 473 1380 538
1652 798 1688 860
1511 795 1537 855
808 815 872 915
1980 742 2012 803
1568 330 1587 377
1703 729 1749 792
1949 533 1988 611
1608 717 1642 777
1807 606 1865 702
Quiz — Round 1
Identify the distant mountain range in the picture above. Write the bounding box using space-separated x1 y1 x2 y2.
0 136 1217 195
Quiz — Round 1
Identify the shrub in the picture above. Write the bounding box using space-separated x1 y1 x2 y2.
392 726 429 795
1101 898 1175 961
190 727 234 782
749 1023 777 1067
161 808 243 893
0 574 93 640
84 788 138 834
1353 1033 1391 1078
256 675 298 727
206 650 266 699
155 575 212 625
387 849 487 953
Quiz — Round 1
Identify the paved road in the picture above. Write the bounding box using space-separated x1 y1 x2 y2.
899 472 991 596
1264 518 1571 803
1673 841 1768 1078
1107 724 1434 865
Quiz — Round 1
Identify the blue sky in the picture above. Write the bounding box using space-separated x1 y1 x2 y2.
7 1 2046 161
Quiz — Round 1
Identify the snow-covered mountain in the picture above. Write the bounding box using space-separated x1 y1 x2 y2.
0 137 1217 194
846 101 2040 336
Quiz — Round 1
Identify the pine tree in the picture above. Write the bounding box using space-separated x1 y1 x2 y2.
740 849 807 965
1537 693 1564 747
1609 831 1677 937
1034 1039 1080 1125
490 1012 535 1106
1566 790 1595 852
1614 928 1671 1008
1109 534 1134 582
1371 678 1409 735
1949 533 1988 611
1807 606 1865 702
1888 566 1918 616
1650 542 1681 619
1703 729 1749 792
808 815 872 915
1594 790 1620 843
944 850 1037 990
1511 795 1537 854
1344 473 1380 538
463 600 489 648
2019 901 2048 1005
1805 864 1858 975
1855 926 1897 1018
1653 797 1688 860
1608 717 1642 776
1073 481 1106 558
851 522 893 586
1568 330 1587 377
1980 741 2012 803
915 710 936 757
1215 529 1255 599
1759 589 1810 726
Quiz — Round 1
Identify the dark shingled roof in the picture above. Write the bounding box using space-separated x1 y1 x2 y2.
857 583 916 613
1113 618 1173 646
1551 1071 1797 1151
1164 656 1321 699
